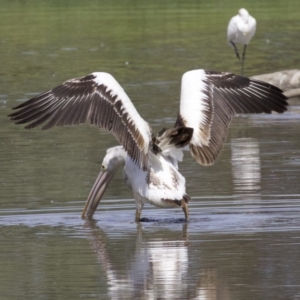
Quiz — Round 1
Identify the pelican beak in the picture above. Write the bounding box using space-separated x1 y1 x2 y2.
81 168 117 219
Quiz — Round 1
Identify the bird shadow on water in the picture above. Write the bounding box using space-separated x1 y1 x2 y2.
139 217 187 223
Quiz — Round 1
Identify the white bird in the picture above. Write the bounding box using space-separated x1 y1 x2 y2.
9 69 288 222
227 8 257 75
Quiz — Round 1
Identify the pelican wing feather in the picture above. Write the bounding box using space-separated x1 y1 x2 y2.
176 69 288 166
9 72 152 170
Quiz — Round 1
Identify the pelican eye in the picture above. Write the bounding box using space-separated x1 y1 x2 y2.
101 165 106 170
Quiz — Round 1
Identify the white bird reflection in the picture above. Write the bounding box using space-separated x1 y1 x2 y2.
145 241 188 298
231 138 261 199
84 222 231 299
192 269 231 300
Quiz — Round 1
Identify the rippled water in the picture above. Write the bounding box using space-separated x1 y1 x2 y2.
1 1 300 299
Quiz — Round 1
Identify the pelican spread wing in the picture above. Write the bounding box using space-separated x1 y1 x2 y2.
9 69 288 170
9 72 152 170
9 69 288 221
176 69 288 166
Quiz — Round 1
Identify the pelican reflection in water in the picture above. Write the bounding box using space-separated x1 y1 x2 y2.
9 69 288 221
85 222 231 299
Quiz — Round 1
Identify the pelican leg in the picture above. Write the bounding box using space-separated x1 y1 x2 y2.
241 44 247 76
230 41 240 60
181 200 189 222
135 208 142 222
134 193 144 222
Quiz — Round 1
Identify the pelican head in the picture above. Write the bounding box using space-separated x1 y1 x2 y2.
81 146 127 219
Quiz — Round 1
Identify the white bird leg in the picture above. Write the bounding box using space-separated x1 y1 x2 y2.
135 208 142 222
241 44 247 76
230 41 240 60
134 192 144 222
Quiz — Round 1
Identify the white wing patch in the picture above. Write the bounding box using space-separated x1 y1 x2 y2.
180 69 212 147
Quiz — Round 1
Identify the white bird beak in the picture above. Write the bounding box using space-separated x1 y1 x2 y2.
81 168 117 219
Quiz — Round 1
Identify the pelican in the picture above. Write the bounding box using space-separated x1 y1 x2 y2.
227 8 256 75
8 69 288 222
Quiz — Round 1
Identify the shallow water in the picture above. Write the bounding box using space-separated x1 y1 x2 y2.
1 1 300 299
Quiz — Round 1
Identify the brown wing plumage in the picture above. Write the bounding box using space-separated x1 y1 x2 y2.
9 72 152 170
176 70 288 166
